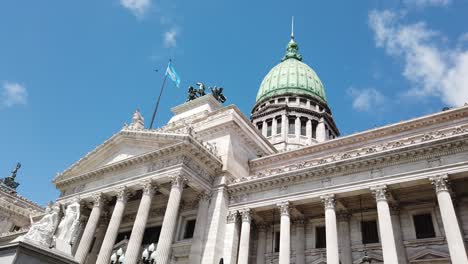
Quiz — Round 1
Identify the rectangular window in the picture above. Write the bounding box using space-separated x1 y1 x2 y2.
288 118 295 134
278 98 285 103
414 214 436 239
274 231 280 252
289 97 296 102
266 120 272 137
312 121 317 139
142 226 161 245
183 219 197 239
257 122 263 132
300 98 307 105
361 220 379 244
276 118 282 134
300 119 307 136
315 226 326 248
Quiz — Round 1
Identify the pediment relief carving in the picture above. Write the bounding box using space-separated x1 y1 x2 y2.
409 248 450 262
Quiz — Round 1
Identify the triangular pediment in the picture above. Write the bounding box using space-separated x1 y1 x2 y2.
54 129 187 183
409 248 450 262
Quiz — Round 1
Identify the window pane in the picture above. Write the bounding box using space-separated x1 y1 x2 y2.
361 220 379 244
266 121 272 137
312 122 317 139
288 119 295 134
315 226 326 248
276 119 282 134
274 231 280 252
414 214 436 239
300 119 307 136
183 219 197 239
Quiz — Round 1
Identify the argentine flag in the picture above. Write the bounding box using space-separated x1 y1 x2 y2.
165 61 181 88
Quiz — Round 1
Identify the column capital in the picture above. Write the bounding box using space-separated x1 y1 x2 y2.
170 174 187 189
320 194 336 210
429 174 450 194
277 201 290 216
197 191 212 202
116 186 130 203
226 210 239 224
92 192 107 208
142 180 158 196
240 209 251 223
371 185 388 202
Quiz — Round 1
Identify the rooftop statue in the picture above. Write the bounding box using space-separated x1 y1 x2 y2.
186 82 227 103
196 82 206 97
0 162 21 192
211 86 227 103
24 203 61 247
187 86 198 101
128 109 145 130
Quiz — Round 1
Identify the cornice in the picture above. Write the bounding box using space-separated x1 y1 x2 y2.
250 105 468 169
0 189 44 213
54 136 223 188
228 125 468 194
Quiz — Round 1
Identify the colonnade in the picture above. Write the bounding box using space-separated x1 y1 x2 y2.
73 174 210 264
229 175 468 264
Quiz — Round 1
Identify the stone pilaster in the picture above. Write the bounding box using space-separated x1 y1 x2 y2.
125 181 157 264
293 219 305 264
429 175 468 264
277 201 290 264
337 211 352 264
189 191 211 264
237 209 252 264
256 224 267 264
74 193 105 264
320 194 339 264
223 210 240 264
154 175 186 263
371 185 398 264
96 187 129 264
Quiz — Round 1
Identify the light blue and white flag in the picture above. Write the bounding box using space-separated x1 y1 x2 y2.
165 61 181 88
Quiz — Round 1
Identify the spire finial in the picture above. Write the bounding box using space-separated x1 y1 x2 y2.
291 16 294 40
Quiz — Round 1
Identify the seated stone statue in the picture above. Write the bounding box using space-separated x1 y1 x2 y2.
23 203 61 247
54 197 81 245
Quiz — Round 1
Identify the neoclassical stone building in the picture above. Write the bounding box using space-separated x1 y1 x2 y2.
1 34 468 264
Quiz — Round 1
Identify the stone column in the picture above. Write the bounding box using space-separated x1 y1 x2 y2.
256 224 267 264
278 201 290 264
306 119 312 144
155 175 186 263
272 118 277 137
321 194 339 264
237 209 251 264
189 192 211 264
85 213 109 264
390 206 408 264
316 118 326 142
125 181 157 264
262 120 267 137
294 117 300 138
294 219 306 264
429 175 468 264
74 193 105 264
282 114 287 141
371 185 398 264
224 211 240 264
337 212 352 264
96 187 129 264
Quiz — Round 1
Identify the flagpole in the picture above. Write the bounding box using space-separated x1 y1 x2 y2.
149 60 170 129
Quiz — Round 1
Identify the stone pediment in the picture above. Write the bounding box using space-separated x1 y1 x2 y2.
53 128 188 184
408 249 450 262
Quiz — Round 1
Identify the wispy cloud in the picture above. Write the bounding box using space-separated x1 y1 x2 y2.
348 87 386 112
1 82 28 109
369 10 468 107
403 0 451 8
163 28 178 48
120 0 151 18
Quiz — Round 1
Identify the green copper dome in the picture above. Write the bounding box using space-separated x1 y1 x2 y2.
256 38 327 104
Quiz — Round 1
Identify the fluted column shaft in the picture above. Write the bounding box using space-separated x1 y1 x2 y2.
278 202 290 264
294 220 306 264
430 175 468 264
224 211 240 264
337 212 352 264
189 192 211 264
85 214 108 264
390 207 408 264
237 209 251 264
321 194 339 264
155 175 186 263
371 185 398 264
96 188 129 264
74 194 105 264
125 181 156 264
256 224 267 264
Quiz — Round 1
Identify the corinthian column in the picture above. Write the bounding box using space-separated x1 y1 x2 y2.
429 175 468 264
390 206 408 264
256 224 267 264
96 187 129 264
189 192 211 264
294 219 305 264
154 175 186 263
237 209 251 264
278 201 290 264
125 181 157 264
224 211 240 264
371 185 398 264
337 212 352 264
74 193 105 264
320 194 339 264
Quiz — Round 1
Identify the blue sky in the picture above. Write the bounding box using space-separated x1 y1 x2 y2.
1 0 468 206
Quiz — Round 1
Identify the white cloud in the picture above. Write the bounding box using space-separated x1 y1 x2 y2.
120 0 151 17
369 10 468 107
403 0 451 8
1 82 28 108
348 87 386 112
164 29 178 48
